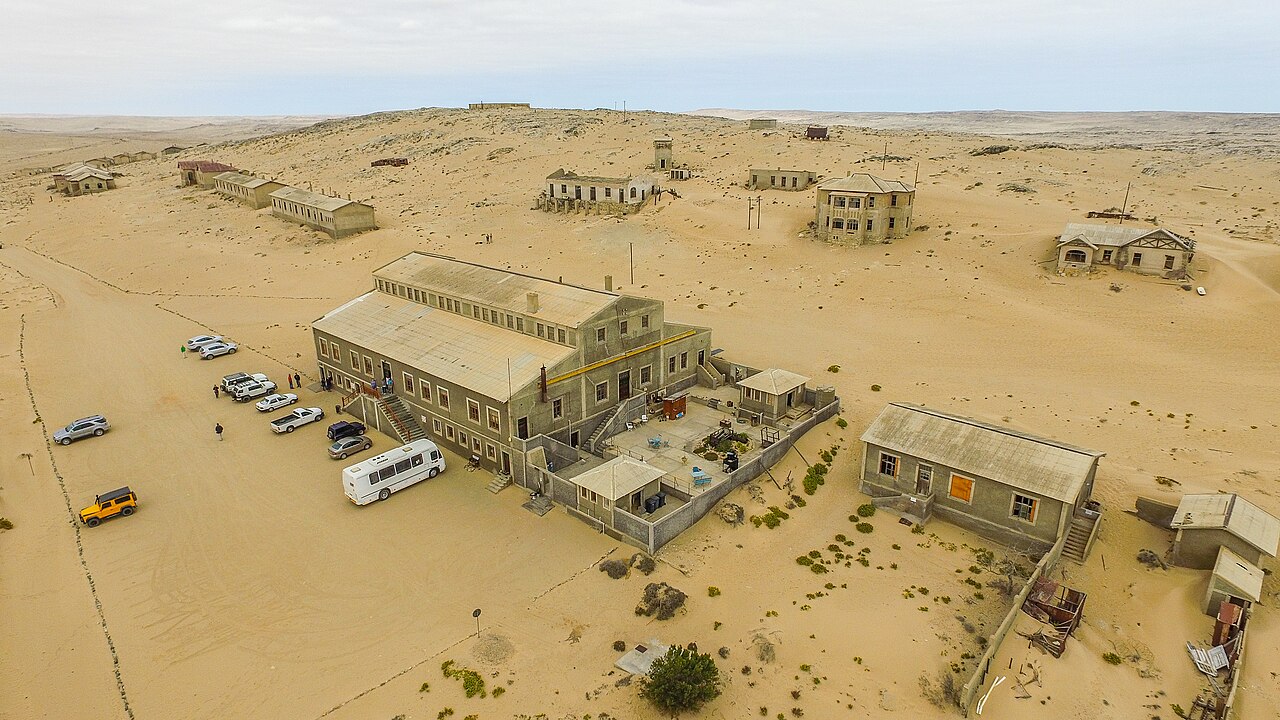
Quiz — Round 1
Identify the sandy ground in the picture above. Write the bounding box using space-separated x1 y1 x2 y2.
1 108 1279 720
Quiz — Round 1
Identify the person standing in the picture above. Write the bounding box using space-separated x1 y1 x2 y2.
213 385 220 399
288 375 294 389
294 372 302 389
215 422 224 441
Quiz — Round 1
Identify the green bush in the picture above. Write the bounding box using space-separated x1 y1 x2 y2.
809 563 829 574
640 645 723 714
441 660 487 698
855 522 874 534
707 586 722 597
796 556 814 566
491 686 505 698
871 384 882 392
827 365 840 373
856 504 876 518
1102 652 1123 665
704 450 720 461
835 418 848 429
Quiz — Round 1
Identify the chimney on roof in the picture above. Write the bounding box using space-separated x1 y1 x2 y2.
604 275 613 292
527 292 540 314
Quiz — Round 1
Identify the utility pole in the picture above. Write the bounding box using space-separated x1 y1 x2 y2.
914 162 920 186
882 141 889 170
756 196 762 229
1119 182 1132 225
629 242 634 284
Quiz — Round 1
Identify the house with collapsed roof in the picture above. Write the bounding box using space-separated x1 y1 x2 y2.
269 186 376 239
860 403 1105 555
815 173 914 244
1055 222 1196 277
1170 493 1279 569
749 168 817 191
539 169 655 215
213 172 287 209
52 164 117 196
178 160 238 188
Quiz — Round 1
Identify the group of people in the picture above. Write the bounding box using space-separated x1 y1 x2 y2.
371 377 393 394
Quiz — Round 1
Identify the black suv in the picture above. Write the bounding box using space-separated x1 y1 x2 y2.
327 420 366 441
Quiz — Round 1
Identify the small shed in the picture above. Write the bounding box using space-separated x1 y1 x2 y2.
806 126 829 140
1205 546 1264 617
178 160 237 188
1171 493 1279 569
738 369 809 424
748 118 778 130
571 455 666 519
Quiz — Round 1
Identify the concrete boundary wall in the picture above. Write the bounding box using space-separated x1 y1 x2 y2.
959 531 1068 715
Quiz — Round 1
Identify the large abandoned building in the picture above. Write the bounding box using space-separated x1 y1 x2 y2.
749 168 816 191
213 172 286 209
539 169 655 214
52 164 117 196
1055 223 1196 278
178 160 238 189
269 186 376 239
860 403 1105 556
815 173 915 244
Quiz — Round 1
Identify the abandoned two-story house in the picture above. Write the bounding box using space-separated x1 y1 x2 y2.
1055 223 1196 278
815 173 914 244
860 403 1105 556
539 169 656 214
312 252 712 479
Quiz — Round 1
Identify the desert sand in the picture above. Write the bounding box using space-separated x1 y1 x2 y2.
1 107 1278 720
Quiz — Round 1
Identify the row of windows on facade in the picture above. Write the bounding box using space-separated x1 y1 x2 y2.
1063 248 1177 269
274 199 332 223
429 415 511 469
756 175 803 188
375 278 576 345
830 194 907 208
877 452 1039 523
827 217 894 231
552 184 641 201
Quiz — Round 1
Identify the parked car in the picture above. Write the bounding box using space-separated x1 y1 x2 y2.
255 393 298 412
222 372 268 393
53 415 110 445
329 435 373 460
232 380 278 401
270 407 325 434
185 335 223 351
79 486 137 527
200 342 238 359
326 420 367 441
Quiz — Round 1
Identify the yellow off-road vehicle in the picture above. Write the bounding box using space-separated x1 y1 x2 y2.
79 487 137 527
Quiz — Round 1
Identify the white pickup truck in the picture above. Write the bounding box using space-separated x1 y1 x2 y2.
233 380 278 402
270 407 325 434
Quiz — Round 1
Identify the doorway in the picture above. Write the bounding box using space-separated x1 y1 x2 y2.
570 430 580 448
381 360 392 380
697 350 705 367
915 465 933 496
785 390 795 408
618 370 632 401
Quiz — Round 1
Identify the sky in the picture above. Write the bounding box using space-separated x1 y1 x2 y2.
3 0 1277 116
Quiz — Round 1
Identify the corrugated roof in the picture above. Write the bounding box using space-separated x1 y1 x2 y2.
313 292 574 402
1172 493 1280 557
63 167 114 182
546 168 634 185
177 160 236 172
214 171 282 190
269 186 371 212
1211 546 1264 603
374 252 618 328
738 368 809 395
572 456 666 501
1057 223 1194 251
817 173 914 194
860 403 1104 503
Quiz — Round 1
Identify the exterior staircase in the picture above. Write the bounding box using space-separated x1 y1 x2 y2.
486 474 513 494
1062 512 1100 563
378 394 427 444
584 400 628 455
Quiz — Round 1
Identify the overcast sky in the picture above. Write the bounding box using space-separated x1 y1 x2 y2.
3 0 1277 116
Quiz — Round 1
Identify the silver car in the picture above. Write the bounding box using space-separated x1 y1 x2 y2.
329 435 373 460
54 415 110 445
185 335 223 351
200 342 238 359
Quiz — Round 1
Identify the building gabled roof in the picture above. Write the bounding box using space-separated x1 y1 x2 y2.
1172 493 1280 558
860 403 1104 503
817 173 914 194
546 168 634 185
214 171 282 190
269 186 371 212
750 168 815 175
739 368 809 395
1056 223 1194 251
313 291 574 402
177 160 236 173
374 252 619 328
63 166 114 182
572 456 666 501
1211 546 1264 603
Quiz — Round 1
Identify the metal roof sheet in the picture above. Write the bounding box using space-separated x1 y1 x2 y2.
817 173 914 194
1057 222 1194 250
860 403 1104 503
177 160 236 172
313 291 574 402
1211 546 1264 602
546 168 634 185
571 456 666 501
63 167 114 182
738 368 809 395
213 171 282 190
374 252 619 328
1172 494 1280 557
269 186 371 212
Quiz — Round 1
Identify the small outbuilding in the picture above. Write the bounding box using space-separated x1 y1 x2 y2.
111 152 133 166
1170 493 1279 569
806 126 828 140
1055 222 1196 278
269 186 376 239
860 403 1105 553
178 160 238 188
570 456 667 521
748 119 778 130
212 171 286 209
1204 546 1264 617
737 369 809 424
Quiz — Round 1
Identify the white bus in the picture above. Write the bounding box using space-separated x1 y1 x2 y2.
343 439 446 504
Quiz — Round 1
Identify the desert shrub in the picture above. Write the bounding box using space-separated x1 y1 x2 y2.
636 582 688 620
613 640 627 652
0 518 13 530
1102 652 1124 665
640 644 723 714
770 506 791 519
704 450 720 461
790 494 807 507
809 563 829 574
835 418 848 428
834 533 847 542
630 553 657 575
827 544 840 553
441 660 487 698
870 384 882 392
919 669 961 707
420 682 430 692
856 503 876 517
856 522 874 534
808 550 822 559
819 450 834 464
796 556 814 566
491 687 505 698
708 586 722 597
599 559 629 579
827 365 840 373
